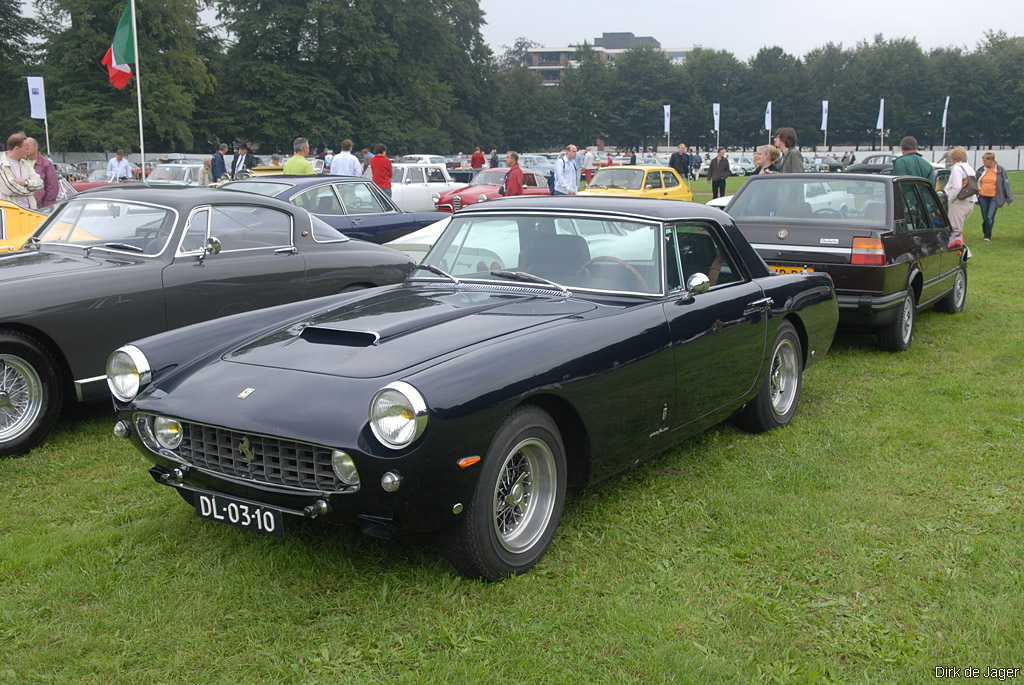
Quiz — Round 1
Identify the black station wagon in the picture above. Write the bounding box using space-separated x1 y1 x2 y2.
724 173 968 351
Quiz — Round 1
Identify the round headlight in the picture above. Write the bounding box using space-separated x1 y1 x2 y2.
331 450 360 486
477 194 488 203
154 416 183 450
106 345 152 402
368 381 427 449
430 192 441 204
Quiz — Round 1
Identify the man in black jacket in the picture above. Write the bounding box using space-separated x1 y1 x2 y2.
708 147 731 199
669 143 690 181
231 143 256 178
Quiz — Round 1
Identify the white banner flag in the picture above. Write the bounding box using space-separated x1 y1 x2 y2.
764 101 772 132
821 100 829 131
713 103 720 132
942 95 950 128
664 104 671 134
27 77 46 120
876 98 885 130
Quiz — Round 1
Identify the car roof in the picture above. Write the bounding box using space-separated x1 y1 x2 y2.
64 185 303 213
455 196 728 222
222 175 374 190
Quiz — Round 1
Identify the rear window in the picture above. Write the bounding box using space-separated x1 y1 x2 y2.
728 177 888 227
221 181 294 197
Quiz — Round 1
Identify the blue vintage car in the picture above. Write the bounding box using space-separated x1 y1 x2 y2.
220 176 440 244
108 197 839 580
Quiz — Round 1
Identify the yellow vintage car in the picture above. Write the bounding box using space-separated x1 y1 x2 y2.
579 165 693 202
0 200 47 252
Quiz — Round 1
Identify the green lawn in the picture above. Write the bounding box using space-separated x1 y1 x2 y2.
2 175 1023 683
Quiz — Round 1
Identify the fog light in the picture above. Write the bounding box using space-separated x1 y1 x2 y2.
331 450 360 486
154 416 183 450
381 471 402 492
113 420 131 438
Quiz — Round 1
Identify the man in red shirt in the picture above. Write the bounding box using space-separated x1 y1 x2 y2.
502 151 523 196
369 142 392 196
470 147 485 169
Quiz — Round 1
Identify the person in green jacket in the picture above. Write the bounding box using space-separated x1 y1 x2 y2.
892 136 935 184
282 137 314 175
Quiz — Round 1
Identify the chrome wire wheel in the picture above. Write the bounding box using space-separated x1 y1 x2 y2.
769 338 799 417
0 354 44 443
492 437 558 554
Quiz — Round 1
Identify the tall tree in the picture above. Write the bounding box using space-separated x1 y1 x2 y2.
0 0 37 137
33 0 214 152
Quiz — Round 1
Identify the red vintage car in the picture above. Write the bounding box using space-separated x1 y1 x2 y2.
433 167 549 212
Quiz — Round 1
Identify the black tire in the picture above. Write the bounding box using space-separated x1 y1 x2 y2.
878 290 916 352
0 330 64 457
443 406 567 581
736 321 803 433
935 263 967 314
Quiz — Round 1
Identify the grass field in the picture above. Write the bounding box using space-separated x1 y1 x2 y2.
2 175 1023 683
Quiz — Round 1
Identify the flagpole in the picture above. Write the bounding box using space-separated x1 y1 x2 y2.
129 0 145 171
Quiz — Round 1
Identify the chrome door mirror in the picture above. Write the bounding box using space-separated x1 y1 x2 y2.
686 272 710 297
205 236 222 256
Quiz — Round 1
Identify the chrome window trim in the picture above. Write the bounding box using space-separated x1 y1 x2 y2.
749 242 853 256
175 204 296 255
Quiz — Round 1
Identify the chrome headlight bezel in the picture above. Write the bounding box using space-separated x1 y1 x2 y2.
430 192 441 204
368 381 427 449
106 345 152 402
477 194 488 203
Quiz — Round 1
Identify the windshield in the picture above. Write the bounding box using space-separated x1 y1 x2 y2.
148 165 195 183
588 168 644 190
35 199 176 255
421 214 662 295
728 177 888 226
221 181 293 197
469 169 507 187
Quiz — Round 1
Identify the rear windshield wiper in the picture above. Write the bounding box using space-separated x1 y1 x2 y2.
411 263 461 285
490 269 569 296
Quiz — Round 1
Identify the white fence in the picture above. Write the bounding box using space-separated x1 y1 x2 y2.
648 146 1023 171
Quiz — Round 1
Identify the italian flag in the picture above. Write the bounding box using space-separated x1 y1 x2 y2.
101 4 134 90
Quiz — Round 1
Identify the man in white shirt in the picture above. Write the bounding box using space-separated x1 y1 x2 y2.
552 145 581 195
330 139 363 177
582 147 596 185
106 149 132 181
0 132 44 209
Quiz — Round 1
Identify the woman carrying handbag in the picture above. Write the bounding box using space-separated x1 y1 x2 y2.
943 147 978 234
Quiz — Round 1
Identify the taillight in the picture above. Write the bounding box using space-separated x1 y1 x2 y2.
851 237 885 266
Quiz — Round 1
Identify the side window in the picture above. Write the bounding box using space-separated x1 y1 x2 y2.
646 172 663 189
391 167 405 184
900 184 929 231
210 206 292 251
523 173 538 188
294 186 344 215
665 229 682 291
917 184 948 228
180 209 209 253
672 223 741 288
426 166 446 183
407 167 426 184
662 172 680 188
336 183 386 215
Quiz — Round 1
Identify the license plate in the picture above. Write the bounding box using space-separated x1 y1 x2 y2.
770 265 815 274
195 492 284 538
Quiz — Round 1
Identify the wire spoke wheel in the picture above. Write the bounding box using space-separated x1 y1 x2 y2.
492 437 557 554
0 355 44 443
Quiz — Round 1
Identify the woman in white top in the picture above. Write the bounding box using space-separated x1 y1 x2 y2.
943 146 977 232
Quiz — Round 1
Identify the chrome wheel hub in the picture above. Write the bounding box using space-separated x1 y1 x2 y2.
769 339 799 416
901 296 914 343
492 437 557 553
0 355 44 442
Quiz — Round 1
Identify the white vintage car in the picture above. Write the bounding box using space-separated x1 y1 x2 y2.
365 163 466 212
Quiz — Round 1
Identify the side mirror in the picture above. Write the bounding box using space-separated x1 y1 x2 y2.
404 177 412 184
205 236 222 256
686 272 710 297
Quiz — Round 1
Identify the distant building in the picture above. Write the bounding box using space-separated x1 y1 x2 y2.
526 32 692 85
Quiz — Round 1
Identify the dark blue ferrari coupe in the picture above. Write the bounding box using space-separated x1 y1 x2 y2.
108 197 839 580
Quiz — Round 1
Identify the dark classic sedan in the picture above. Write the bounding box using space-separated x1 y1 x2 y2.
0 186 415 456
723 173 967 351
220 176 439 244
109 197 838 580
843 153 897 175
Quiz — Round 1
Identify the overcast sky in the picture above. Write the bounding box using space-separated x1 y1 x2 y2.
477 0 1021 59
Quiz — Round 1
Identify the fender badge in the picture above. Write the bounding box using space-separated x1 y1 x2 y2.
237 387 255 399
820 238 840 245
776 229 789 239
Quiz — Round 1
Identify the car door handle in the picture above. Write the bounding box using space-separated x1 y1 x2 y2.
747 297 773 309
350 218 362 225
274 246 298 255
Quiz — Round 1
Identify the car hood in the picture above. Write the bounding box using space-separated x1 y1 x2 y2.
0 247 105 282
441 185 500 200
223 286 597 379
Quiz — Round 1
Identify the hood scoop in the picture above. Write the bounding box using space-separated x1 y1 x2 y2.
300 327 379 347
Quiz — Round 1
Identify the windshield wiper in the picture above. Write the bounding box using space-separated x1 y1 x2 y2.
490 270 569 295
99 242 145 253
411 263 461 285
